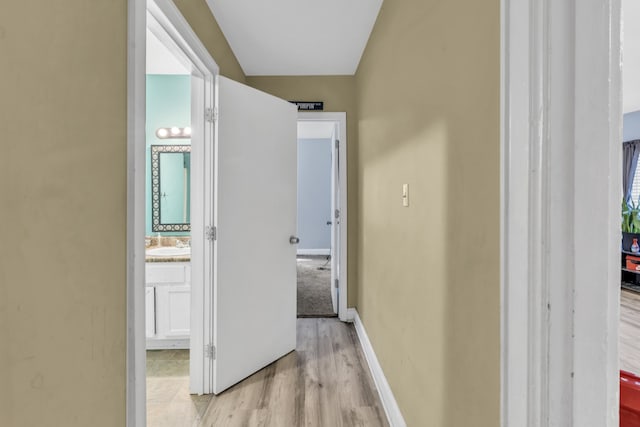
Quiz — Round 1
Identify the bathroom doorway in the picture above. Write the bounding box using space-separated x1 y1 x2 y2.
144 8 209 425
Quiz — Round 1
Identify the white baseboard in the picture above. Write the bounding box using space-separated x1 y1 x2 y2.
297 248 330 256
351 309 407 427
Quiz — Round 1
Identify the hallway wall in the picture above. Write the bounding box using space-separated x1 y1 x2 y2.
0 1 245 426
0 2 127 426
354 0 501 425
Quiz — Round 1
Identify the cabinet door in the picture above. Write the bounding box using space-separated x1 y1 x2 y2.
145 287 156 338
156 285 191 338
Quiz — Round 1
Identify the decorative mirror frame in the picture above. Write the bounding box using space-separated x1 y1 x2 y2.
151 144 191 232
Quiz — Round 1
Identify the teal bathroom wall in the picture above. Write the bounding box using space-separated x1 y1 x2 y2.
146 74 191 236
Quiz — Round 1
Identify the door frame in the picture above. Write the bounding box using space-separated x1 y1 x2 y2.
297 112 348 321
501 0 621 425
127 0 219 424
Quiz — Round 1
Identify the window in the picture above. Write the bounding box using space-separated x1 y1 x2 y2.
631 164 640 205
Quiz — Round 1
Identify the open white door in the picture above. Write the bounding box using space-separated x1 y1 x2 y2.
212 76 298 394
329 125 339 314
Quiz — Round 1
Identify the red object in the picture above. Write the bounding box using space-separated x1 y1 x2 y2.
627 255 640 271
621 370 640 427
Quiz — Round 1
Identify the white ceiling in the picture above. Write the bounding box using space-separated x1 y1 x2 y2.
624 0 640 113
297 121 335 139
146 28 190 75
205 0 383 76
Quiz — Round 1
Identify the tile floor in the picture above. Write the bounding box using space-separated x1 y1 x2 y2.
146 349 211 426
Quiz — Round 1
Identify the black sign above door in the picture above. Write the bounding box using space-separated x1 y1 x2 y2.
289 101 324 111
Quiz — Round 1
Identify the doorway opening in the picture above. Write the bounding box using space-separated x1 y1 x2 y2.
143 12 206 425
128 0 219 424
296 112 348 321
296 120 337 317
621 2 640 385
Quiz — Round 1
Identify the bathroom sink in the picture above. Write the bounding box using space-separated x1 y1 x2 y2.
146 246 191 257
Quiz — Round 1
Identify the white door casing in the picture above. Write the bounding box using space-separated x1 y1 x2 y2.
330 124 339 314
127 0 147 423
190 71 216 394
145 0 219 397
212 76 298 393
501 0 621 425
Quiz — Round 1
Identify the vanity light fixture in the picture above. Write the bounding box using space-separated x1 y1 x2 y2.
155 127 192 139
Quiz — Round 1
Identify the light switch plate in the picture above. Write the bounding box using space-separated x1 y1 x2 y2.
402 184 409 207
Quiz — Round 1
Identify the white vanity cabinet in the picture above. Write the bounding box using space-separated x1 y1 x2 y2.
145 287 156 338
145 262 191 349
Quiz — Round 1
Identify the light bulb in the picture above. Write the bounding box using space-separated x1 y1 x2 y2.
170 127 180 135
183 127 192 136
156 128 168 138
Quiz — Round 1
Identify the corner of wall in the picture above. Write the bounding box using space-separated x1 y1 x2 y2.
174 0 246 83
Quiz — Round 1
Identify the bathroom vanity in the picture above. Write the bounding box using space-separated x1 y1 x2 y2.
145 254 191 349
145 144 192 349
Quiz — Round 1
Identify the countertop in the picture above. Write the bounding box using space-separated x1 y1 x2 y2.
145 246 191 263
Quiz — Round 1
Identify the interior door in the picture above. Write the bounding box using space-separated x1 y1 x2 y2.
330 125 339 314
213 76 298 394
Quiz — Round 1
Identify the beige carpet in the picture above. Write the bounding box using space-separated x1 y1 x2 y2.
297 256 336 317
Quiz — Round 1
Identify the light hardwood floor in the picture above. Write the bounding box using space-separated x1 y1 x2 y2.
621 289 640 374
147 318 389 427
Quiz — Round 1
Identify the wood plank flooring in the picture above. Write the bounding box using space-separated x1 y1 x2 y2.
199 318 388 427
621 289 640 374
147 318 388 427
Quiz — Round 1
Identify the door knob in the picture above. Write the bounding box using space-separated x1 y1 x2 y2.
289 236 300 245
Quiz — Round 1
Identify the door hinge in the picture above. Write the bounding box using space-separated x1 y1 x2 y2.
205 225 217 241
205 107 218 123
335 279 339 289
205 344 216 359
334 209 340 219
335 139 340 149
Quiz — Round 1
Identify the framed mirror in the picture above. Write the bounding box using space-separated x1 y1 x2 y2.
151 145 191 232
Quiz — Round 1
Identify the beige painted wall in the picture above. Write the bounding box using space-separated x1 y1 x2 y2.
354 1 501 426
0 1 244 426
246 76 359 306
0 1 127 426
174 0 246 82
